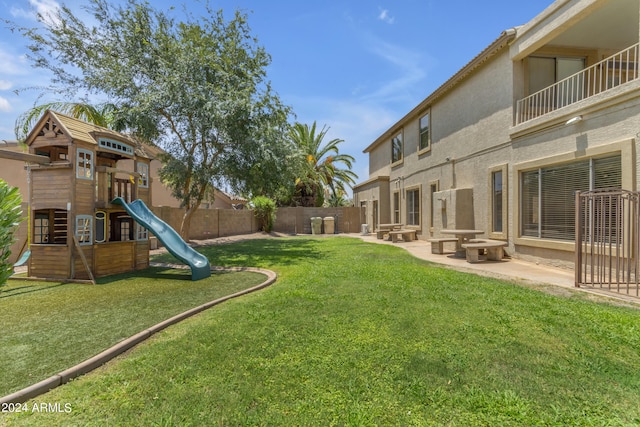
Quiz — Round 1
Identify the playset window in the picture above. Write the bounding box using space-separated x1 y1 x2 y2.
75 215 93 245
76 149 94 180
137 163 149 188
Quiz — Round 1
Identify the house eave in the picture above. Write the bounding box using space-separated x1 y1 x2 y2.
353 175 390 191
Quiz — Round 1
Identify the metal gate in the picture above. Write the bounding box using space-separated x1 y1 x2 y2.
575 188 640 296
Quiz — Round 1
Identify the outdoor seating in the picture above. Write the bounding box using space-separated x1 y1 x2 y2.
441 229 484 257
376 223 403 240
388 229 416 243
427 237 459 254
461 239 508 263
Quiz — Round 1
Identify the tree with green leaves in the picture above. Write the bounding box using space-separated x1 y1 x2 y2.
16 0 292 239
0 180 23 286
250 196 276 233
288 122 357 207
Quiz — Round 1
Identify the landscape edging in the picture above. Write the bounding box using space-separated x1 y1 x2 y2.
0 265 277 404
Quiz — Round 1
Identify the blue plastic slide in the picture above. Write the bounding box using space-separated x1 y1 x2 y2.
112 197 211 281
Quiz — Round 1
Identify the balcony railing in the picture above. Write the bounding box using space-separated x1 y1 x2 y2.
516 43 639 125
110 178 136 203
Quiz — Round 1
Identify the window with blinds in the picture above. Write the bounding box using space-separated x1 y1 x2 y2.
521 155 621 240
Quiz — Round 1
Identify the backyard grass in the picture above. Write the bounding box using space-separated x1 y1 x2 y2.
0 266 266 397
3 236 640 426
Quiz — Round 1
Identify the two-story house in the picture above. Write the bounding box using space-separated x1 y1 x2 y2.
353 0 639 269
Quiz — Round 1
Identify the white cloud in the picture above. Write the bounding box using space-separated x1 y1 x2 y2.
0 96 12 112
0 80 12 91
378 8 395 24
11 0 61 27
10 7 31 20
362 37 431 104
32 0 62 27
0 49 28 75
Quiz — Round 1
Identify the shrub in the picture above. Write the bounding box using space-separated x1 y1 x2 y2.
0 179 23 286
251 196 276 233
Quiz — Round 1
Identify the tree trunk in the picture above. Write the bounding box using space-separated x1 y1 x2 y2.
179 205 198 242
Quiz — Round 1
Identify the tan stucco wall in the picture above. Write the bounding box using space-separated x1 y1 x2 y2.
353 177 390 231
0 143 29 198
353 0 640 269
362 48 514 240
368 143 391 178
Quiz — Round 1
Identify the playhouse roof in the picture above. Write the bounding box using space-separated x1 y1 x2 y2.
25 110 152 159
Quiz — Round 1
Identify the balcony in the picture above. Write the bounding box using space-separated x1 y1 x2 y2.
516 43 639 125
95 165 140 208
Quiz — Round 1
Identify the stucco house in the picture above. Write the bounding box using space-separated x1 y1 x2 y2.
353 0 639 270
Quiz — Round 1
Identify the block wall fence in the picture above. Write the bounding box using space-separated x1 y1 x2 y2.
7 205 364 263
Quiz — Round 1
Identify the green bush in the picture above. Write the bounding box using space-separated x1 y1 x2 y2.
251 196 276 232
0 179 23 286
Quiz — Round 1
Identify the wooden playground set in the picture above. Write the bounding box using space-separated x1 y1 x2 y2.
0 110 210 283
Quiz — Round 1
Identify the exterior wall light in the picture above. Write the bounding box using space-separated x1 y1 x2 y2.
565 115 583 125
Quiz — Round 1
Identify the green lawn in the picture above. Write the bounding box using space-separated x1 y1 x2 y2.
3 236 640 426
0 266 266 397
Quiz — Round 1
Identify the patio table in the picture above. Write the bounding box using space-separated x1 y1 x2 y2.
377 223 404 239
441 229 484 257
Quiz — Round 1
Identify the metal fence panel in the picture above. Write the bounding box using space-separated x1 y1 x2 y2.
575 189 640 296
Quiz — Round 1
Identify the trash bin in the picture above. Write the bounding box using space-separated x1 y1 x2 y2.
323 216 335 234
311 217 323 235
361 224 369 235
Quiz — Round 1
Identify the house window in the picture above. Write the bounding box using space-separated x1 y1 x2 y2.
393 192 400 223
76 215 93 245
492 170 503 233
391 132 403 163
76 149 93 180
137 163 149 188
406 188 420 226
136 223 148 241
419 112 430 151
521 155 621 241
34 212 50 244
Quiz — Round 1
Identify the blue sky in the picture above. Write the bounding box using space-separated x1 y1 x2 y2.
0 0 552 184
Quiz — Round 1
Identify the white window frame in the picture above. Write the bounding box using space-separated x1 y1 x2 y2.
136 223 148 241
76 215 93 245
76 149 94 180
137 163 149 188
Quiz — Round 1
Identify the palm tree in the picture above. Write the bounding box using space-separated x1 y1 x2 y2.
14 102 122 140
288 121 357 207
